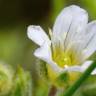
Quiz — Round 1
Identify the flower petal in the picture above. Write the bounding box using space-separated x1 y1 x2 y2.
27 25 50 46
52 5 88 50
83 21 96 59
34 42 52 61
34 42 62 72
62 65 82 73
61 61 96 75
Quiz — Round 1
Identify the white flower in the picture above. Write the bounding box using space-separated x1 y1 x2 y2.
27 5 96 75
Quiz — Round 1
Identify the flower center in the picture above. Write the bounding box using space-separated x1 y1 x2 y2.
53 53 71 68
52 47 78 68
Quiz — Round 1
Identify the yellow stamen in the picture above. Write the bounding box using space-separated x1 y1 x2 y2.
52 46 80 68
52 47 71 67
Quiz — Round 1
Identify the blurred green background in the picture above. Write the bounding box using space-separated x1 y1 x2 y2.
0 0 96 96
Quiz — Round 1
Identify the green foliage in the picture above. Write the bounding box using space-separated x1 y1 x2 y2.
51 0 65 23
81 0 96 20
81 75 96 96
0 63 32 96
0 63 13 96
10 66 32 96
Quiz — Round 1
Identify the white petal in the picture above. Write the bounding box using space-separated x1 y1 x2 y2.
61 61 96 75
52 5 88 50
47 60 63 73
34 42 52 60
81 61 96 75
62 65 82 72
34 42 62 72
83 21 96 59
27 25 50 46
65 41 86 64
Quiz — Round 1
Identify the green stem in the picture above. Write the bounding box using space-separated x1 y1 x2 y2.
63 60 96 96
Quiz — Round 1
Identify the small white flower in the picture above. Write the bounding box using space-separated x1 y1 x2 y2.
27 5 96 75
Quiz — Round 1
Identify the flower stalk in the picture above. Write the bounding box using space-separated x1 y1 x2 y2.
63 60 96 96
48 85 57 96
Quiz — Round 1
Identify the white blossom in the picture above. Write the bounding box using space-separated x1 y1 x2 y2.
27 5 96 75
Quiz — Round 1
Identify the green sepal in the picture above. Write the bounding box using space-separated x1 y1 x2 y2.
37 60 49 81
56 72 69 88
